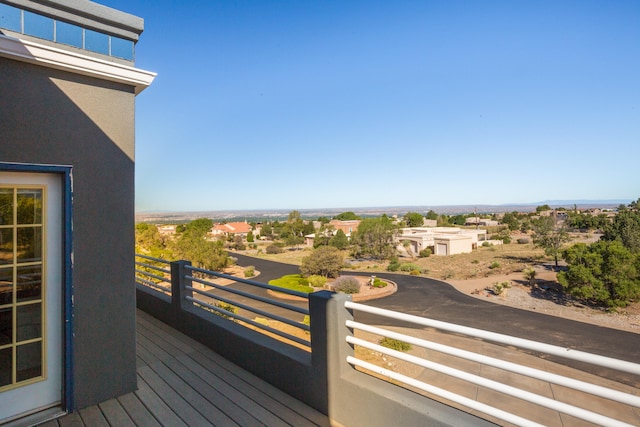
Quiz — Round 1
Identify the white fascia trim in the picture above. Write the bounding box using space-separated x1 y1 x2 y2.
0 34 156 94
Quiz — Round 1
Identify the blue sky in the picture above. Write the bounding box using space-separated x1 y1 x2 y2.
99 0 639 212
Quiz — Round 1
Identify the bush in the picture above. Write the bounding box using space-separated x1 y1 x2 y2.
399 263 421 272
409 269 421 275
379 337 412 352
266 244 283 254
492 281 511 295
307 275 327 288
471 259 480 264
300 246 344 278
419 248 432 258
489 261 501 269
332 276 361 294
269 274 314 294
482 241 491 247
517 237 530 244
387 256 400 272
372 277 387 288
244 265 255 278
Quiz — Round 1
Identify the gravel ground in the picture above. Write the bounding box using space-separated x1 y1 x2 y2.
446 270 640 335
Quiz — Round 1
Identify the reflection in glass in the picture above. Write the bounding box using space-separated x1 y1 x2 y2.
111 37 134 60
16 227 42 263
0 189 13 225
17 303 41 342
0 3 21 32
85 29 109 55
56 20 83 48
0 228 13 266
0 348 11 387
17 265 41 302
0 268 12 306
16 341 42 381
24 10 53 41
0 307 12 346
17 189 42 225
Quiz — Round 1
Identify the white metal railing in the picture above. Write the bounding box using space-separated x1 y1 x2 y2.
345 300 640 427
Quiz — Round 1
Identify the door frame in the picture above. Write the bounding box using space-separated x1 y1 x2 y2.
0 162 74 413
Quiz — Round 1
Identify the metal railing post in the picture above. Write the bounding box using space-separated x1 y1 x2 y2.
308 290 353 416
170 260 192 322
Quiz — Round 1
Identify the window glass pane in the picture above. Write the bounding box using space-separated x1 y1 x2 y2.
0 229 13 266
0 3 21 32
17 265 40 303
17 303 41 342
0 189 13 226
16 341 41 382
0 307 12 346
17 189 42 225
0 268 12 306
85 29 109 55
0 348 11 387
56 20 83 49
16 227 41 263
111 36 134 60
24 10 53 41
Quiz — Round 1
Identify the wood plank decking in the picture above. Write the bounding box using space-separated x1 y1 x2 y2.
39 310 330 427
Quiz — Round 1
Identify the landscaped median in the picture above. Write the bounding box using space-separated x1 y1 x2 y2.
268 274 397 302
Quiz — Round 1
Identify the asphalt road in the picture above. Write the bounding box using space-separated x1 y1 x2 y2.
230 253 640 386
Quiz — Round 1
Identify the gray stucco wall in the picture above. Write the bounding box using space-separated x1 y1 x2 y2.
0 57 137 408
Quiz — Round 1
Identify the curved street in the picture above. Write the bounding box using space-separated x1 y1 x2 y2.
230 253 640 386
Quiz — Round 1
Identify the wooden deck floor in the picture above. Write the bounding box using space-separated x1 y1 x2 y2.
39 310 330 427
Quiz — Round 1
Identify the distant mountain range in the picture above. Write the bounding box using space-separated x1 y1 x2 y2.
135 199 631 223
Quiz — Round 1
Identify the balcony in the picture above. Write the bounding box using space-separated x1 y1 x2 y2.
45 255 640 426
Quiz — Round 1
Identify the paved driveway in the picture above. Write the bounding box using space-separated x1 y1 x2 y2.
230 253 640 386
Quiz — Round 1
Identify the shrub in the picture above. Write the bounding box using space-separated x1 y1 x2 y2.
266 244 283 254
244 265 255 278
471 259 480 264
409 269 421 275
482 241 491 247
522 266 536 286
492 281 511 295
419 248 432 258
372 278 387 288
489 261 501 269
332 276 361 294
399 263 421 272
300 246 344 278
307 275 327 288
379 337 412 352
387 256 400 271
517 237 530 244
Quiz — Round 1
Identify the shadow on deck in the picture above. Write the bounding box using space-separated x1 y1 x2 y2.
40 310 330 427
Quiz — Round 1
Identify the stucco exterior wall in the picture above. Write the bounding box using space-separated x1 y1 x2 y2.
0 57 137 408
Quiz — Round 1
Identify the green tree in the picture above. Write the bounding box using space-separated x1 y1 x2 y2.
329 229 349 250
403 212 425 227
532 216 570 268
602 206 640 253
246 230 254 242
558 241 640 307
300 246 344 278
501 211 520 231
260 223 273 239
172 218 228 270
334 211 361 220
425 210 438 220
536 204 552 213
351 216 398 260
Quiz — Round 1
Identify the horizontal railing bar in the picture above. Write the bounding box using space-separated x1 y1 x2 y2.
187 286 310 332
347 321 640 407
348 337 634 427
135 253 171 265
136 277 170 292
347 356 545 427
186 274 309 315
187 296 310 347
186 264 310 298
135 269 168 284
135 261 170 275
345 301 640 376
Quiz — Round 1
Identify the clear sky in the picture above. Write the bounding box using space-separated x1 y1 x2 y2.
99 0 639 212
